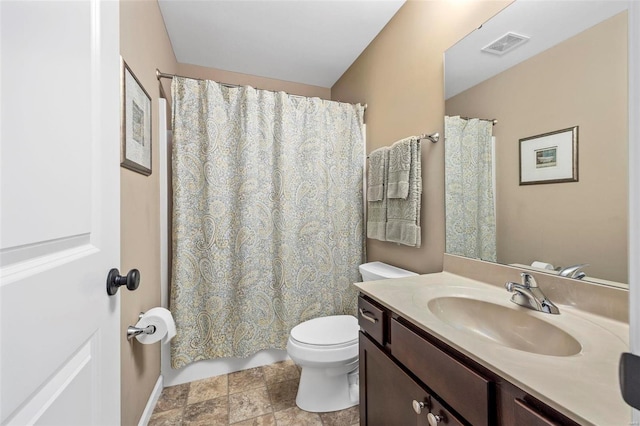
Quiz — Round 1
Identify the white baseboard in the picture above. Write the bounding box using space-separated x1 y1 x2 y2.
138 375 163 426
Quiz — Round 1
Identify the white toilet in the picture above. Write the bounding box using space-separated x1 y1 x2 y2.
286 261 417 412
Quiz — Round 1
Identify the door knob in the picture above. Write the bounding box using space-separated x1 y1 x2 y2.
106 268 140 296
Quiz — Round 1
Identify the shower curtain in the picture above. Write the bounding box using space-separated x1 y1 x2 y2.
170 77 365 367
444 116 496 262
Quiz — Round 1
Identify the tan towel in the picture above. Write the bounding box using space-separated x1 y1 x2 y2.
387 137 415 199
366 148 389 241
367 147 387 201
386 138 421 247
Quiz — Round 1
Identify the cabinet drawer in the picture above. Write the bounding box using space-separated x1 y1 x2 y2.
391 318 493 426
514 399 562 426
358 296 386 345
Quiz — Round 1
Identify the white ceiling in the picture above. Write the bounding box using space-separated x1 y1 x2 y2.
445 0 628 100
158 0 405 88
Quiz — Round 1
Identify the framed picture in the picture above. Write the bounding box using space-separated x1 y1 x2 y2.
519 126 578 185
121 58 152 176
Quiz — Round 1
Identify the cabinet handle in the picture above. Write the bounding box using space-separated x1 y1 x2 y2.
412 400 426 414
427 413 443 426
359 308 378 324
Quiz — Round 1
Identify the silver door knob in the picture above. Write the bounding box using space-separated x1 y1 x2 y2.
412 400 426 414
427 412 442 426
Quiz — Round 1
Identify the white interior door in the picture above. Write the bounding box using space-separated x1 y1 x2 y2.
629 0 640 422
0 1 121 425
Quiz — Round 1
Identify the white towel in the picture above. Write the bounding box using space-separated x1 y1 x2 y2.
367 147 387 201
386 138 421 247
387 137 415 199
366 148 389 241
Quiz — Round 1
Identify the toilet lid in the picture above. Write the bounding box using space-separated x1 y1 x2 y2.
290 315 358 346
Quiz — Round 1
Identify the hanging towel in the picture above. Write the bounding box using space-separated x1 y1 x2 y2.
367 147 389 241
367 147 387 201
387 137 416 199
386 138 421 247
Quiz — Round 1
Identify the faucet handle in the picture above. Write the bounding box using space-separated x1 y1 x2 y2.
558 263 590 278
521 272 538 287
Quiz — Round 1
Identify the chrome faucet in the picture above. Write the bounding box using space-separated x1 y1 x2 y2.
557 264 589 280
505 272 560 314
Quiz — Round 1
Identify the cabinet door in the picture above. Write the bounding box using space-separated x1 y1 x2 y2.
359 332 463 426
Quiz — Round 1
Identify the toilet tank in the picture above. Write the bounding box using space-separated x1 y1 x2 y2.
359 261 418 281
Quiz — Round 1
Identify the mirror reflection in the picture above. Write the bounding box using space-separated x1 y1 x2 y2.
444 0 628 287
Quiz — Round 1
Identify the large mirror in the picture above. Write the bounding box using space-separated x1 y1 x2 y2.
444 0 629 288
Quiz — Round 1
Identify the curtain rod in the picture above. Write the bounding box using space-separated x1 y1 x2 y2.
420 132 439 143
156 69 367 112
460 116 498 126
366 133 439 158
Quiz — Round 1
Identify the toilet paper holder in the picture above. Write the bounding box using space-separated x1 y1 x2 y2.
127 312 157 341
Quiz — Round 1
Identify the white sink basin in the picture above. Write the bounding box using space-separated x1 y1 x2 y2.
427 296 582 356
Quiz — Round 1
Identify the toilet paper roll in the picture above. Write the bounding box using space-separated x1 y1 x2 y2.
135 307 176 344
531 261 555 271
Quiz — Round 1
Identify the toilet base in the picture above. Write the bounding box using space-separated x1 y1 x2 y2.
295 365 359 413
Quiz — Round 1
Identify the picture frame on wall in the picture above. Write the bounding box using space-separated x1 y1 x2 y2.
121 58 152 176
519 126 578 185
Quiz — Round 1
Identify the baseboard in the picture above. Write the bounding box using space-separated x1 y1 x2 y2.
138 375 163 426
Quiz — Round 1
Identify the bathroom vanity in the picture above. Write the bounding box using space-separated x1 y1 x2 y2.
355 270 630 426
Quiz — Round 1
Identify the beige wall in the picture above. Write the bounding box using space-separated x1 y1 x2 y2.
120 1 177 425
445 12 628 283
178 63 331 99
332 0 512 274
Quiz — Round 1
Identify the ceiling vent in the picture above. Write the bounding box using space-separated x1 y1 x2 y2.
482 32 530 55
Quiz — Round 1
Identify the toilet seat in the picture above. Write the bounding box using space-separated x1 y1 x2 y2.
287 315 359 365
290 315 358 347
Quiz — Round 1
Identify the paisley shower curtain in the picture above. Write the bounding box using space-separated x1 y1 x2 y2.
444 116 496 262
170 77 365 367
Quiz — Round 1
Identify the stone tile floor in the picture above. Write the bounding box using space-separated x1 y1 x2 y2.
149 360 359 426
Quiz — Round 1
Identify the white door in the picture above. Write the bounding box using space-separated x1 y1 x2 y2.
0 1 121 425
629 0 640 422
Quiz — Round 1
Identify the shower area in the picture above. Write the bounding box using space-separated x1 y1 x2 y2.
444 116 496 263
158 75 366 384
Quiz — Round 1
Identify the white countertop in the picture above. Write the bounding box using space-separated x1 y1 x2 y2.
354 272 631 426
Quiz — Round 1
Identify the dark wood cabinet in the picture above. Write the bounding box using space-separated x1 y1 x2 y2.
360 331 464 426
358 294 579 426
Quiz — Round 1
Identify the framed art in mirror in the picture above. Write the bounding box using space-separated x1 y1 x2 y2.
519 126 578 185
121 58 152 176
444 0 628 286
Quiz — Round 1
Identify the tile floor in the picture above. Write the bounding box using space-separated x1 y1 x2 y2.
148 360 360 426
